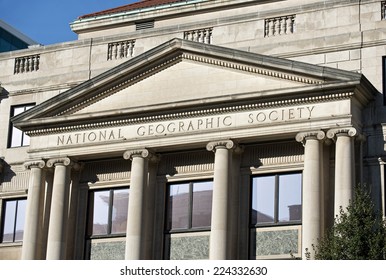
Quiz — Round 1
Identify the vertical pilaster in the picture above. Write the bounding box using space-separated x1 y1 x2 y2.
327 128 357 216
123 149 154 260
206 140 236 260
22 160 45 260
296 131 325 259
45 157 74 260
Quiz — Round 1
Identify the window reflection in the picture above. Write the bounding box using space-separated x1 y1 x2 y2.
192 181 213 228
168 184 190 230
251 173 302 225
1 199 26 243
279 174 302 222
251 176 275 224
167 180 213 231
89 188 129 236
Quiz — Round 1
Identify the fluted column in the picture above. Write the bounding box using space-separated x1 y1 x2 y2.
296 131 325 259
21 160 45 260
123 149 154 260
327 128 357 216
45 157 74 260
207 140 236 260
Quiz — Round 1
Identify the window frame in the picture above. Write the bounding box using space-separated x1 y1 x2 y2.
7 103 35 148
165 179 213 234
0 198 27 243
250 172 302 228
86 187 130 239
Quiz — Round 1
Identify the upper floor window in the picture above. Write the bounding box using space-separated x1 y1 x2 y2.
166 180 213 231
250 173 302 226
1 198 27 243
382 1 386 20
8 104 34 148
87 188 129 237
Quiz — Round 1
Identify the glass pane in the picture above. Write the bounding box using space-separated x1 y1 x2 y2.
10 127 23 147
278 173 302 222
92 190 110 235
12 106 25 116
168 184 190 230
251 176 275 224
192 181 213 228
14 200 26 242
22 133 30 146
2 201 16 242
111 189 129 234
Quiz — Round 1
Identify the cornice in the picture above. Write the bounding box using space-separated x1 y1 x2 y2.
27 91 354 136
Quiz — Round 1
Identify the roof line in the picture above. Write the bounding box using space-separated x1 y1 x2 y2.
0 19 39 45
77 0 207 20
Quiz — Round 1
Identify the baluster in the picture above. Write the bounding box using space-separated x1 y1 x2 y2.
291 16 295 33
35 56 40 71
208 29 212 44
14 58 20 74
264 19 269 37
31 56 35 71
129 41 134 57
107 44 112 60
113 43 118 59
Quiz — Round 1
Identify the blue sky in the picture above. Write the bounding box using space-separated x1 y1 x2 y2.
1 0 137 45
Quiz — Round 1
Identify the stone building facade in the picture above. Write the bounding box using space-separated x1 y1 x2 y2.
0 0 385 260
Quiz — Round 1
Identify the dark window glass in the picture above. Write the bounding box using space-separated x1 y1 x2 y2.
88 188 129 237
191 181 213 228
168 184 190 230
251 173 302 226
1 199 26 243
167 180 213 231
8 104 34 148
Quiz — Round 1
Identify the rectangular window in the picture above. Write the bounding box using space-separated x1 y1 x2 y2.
8 104 34 148
87 188 129 237
251 173 302 226
1 198 27 243
166 180 213 231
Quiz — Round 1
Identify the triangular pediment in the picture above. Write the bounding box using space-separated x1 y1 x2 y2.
13 38 369 131
73 59 316 116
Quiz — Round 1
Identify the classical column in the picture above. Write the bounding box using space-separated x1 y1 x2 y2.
21 160 45 260
206 140 236 260
45 157 74 260
327 128 357 216
123 149 153 260
296 131 325 259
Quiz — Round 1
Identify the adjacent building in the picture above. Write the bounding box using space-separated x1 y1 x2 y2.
0 0 386 260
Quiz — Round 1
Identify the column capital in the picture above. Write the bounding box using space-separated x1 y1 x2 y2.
295 131 325 145
206 140 238 152
123 149 155 161
46 157 79 169
24 160 45 170
326 127 357 139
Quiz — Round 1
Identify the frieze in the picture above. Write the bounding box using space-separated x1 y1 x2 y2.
26 97 356 150
27 92 353 137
